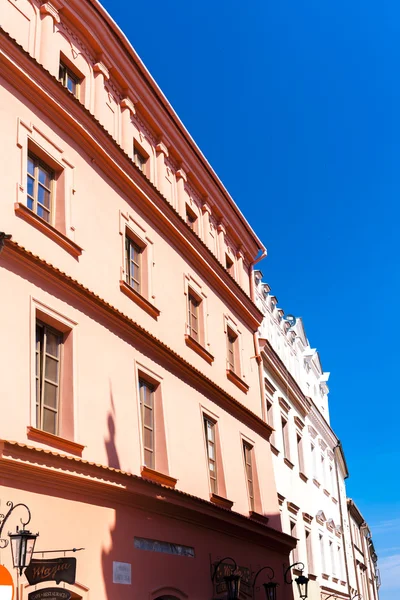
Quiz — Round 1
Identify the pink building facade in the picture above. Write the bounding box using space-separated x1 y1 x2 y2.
0 1 296 600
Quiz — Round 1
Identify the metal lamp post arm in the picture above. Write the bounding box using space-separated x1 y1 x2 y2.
0 501 32 548
351 595 362 600
284 562 305 584
212 556 238 581
252 566 275 591
323 595 337 600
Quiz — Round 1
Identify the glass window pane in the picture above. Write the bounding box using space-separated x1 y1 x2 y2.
46 332 60 357
208 444 215 460
144 428 153 449
38 186 51 209
38 167 51 187
27 175 35 197
144 405 153 428
67 77 76 94
45 356 59 383
37 205 50 222
27 157 35 175
43 408 57 435
144 449 153 468
43 382 58 409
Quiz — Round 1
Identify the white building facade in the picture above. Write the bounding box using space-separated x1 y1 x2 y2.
254 271 377 600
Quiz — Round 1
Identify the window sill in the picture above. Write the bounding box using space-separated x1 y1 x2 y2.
15 203 83 258
226 369 249 393
120 280 160 320
141 465 177 488
340 580 346 586
284 457 294 470
308 574 317 581
250 511 269 526
270 444 280 456
26 426 85 457
332 577 339 583
185 335 214 364
321 573 330 581
210 493 233 510
323 488 330 497
332 496 338 504
299 471 308 483
313 478 321 488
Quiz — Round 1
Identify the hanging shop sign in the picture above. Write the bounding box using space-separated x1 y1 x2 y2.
25 558 76 586
214 562 251 599
0 565 14 600
28 589 71 600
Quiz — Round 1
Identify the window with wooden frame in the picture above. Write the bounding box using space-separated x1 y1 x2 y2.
125 235 143 293
27 153 54 224
35 321 62 435
243 442 255 511
188 291 201 342
226 327 238 372
133 140 148 173
185 204 198 232
139 378 155 469
204 417 217 494
58 61 80 97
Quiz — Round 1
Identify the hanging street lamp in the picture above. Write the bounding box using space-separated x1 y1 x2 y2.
283 562 310 600
211 556 241 600
0 501 39 575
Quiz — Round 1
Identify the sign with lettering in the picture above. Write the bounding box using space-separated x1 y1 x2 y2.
25 558 76 586
0 565 14 600
113 562 131 585
213 563 251 599
28 589 71 600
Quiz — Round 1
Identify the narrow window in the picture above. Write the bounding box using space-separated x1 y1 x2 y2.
204 417 217 493
319 534 326 573
139 379 155 469
243 442 255 511
227 328 237 372
305 529 313 573
330 540 336 576
330 464 336 496
225 254 234 276
27 153 54 223
266 399 274 427
133 141 147 173
125 235 142 293
36 321 62 435
310 443 317 477
281 416 290 459
290 521 299 562
188 292 200 342
297 433 305 473
58 61 80 97
186 205 198 232
321 454 326 488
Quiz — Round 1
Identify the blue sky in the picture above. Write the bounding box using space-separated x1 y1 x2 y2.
100 1 399 597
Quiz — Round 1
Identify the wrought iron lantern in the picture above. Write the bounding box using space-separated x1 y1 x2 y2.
0 502 39 575
284 562 309 600
252 565 277 600
211 556 241 600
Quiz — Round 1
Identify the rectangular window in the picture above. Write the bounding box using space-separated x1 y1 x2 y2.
227 328 237 372
133 142 147 173
319 534 326 573
330 464 336 496
125 235 142 293
139 379 155 469
321 454 326 488
305 529 313 573
188 292 200 342
290 521 299 562
330 540 336 576
243 442 255 511
281 417 290 459
310 443 317 477
204 417 217 493
58 61 80 97
186 205 198 232
297 433 305 473
27 153 54 223
36 321 62 435
266 399 273 427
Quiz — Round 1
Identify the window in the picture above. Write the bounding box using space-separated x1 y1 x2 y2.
188 292 200 342
243 442 255 511
36 321 62 435
297 433 305 473
321 454 327 489
330 464 336 496
27 153 54 223
125 235 142 293
329 540 336 576
139 379 155 469
58 61 80 97
266 399 274 426
319 534 326 573
290 521 299 562
227 327 238 372
133 141 147 173
186 205 198 232
225 254 234 276
310 443 317 477
281 417 290 459
305 529 314 573
204 417 217 493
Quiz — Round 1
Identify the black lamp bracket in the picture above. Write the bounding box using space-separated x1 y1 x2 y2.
211 556 238 582
283 561 305 584
252 565 275 591
0 501 32 549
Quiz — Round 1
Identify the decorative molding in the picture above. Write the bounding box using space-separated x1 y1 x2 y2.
210 493 233 510
326 518 335 531
278 397 291 414
302 512 313 524
299 472 308 483
119 280 160 320
58 20 95 63
313 478 321 488
319 438 328 451
93 61 110 80
287 502 300 516
141 465 177 488
176 168 187 182
264 378 276 396
156 141 169 157
308 425 318 439
250 511 270 526
121 97 136 115
40 3 60 23
14 203 83 258
185 335 214 364
284 457 294 470
323 488 330 497
294 416 305 430
270 444 280 457
226 369 249 394
26 426 84 457
277 493 285 507
316 510 326 525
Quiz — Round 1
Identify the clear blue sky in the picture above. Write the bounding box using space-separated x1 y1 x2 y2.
100 1 398 596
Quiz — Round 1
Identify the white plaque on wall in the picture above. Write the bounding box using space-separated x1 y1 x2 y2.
113 561 131 584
